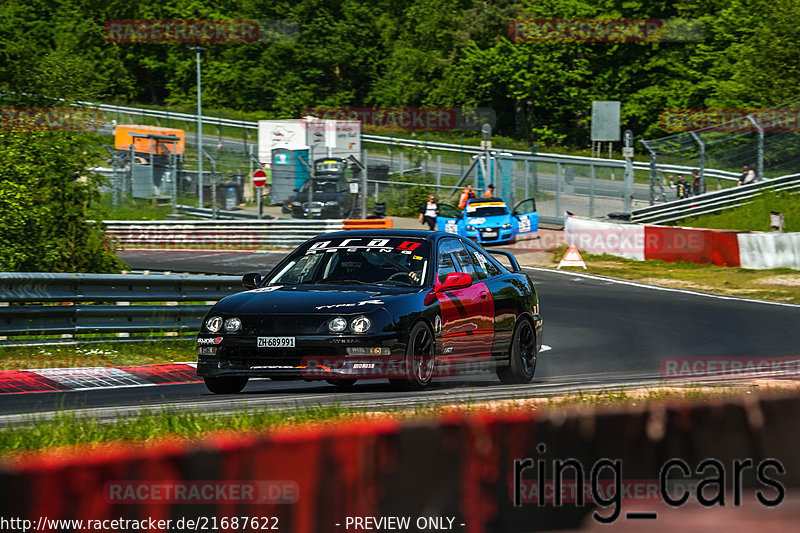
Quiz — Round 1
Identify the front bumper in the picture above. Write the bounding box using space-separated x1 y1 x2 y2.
197 333 405 380
463 228 515 244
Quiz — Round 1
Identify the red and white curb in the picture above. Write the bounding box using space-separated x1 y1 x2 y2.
0 363 199 394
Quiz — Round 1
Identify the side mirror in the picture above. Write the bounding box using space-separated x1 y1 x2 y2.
242 272 262 290
293 188 299 192
435 272 473 292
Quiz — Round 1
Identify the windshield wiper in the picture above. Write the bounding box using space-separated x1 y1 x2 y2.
324 279 372 285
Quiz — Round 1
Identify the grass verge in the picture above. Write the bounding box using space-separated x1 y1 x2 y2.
678 190 800 232
2 382 796 455
548 245 800 303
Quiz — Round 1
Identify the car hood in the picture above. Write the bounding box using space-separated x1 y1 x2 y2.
465 214 511 226
212 285 422 315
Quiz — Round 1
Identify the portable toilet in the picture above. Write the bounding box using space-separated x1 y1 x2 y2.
271 144 310 204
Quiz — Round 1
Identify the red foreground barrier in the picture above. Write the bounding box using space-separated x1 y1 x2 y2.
644 226 742 267
2 395 800 532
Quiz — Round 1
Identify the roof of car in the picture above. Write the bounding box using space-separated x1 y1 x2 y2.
467 197 507 205
312 229 450 241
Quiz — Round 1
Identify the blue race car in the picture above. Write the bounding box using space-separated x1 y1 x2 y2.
436 197 538 244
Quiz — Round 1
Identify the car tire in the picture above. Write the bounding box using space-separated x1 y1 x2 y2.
203 376 249 394
390 321 435 391
497 318 537 385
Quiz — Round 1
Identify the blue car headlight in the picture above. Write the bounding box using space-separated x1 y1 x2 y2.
502 223 512 229
466 225 476 231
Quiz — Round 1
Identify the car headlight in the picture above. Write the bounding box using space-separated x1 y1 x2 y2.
466 225 475 231
224 317 241 333
502 223 512 229
205 316 223 333
329 317 348 333
350 316 371 334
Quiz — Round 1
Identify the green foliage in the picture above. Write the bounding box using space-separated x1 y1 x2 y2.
0 130 125 273
680 191 800 232
2 0 800 150
381 175 431 217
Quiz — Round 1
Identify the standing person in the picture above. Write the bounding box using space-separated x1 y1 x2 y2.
691 169 704 195
483 184 495 198
419 195 439 231
676 174 690 199
458 184 475 209
667 174 675 189
738 165 756 186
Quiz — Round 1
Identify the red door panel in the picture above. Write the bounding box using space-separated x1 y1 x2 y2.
437 281 494 361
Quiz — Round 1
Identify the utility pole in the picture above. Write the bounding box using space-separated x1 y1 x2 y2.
189 46 206 207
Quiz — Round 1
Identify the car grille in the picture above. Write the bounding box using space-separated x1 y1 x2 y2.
479 227 500 241
240 315 326 336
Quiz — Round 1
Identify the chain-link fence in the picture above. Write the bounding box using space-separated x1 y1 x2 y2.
362 140 656 224
640 103 800 198
90 103 674 222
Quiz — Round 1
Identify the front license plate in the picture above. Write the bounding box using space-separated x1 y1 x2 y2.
484 231 497 237
257 337 295 348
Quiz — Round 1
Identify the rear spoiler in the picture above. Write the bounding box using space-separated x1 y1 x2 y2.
486 249 521 272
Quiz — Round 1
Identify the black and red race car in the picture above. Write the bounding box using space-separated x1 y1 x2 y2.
196 230 542 394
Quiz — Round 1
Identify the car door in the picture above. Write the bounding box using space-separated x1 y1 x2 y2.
435 238 494 361
436 204 462 234
512 198 539 235
463 241 516 357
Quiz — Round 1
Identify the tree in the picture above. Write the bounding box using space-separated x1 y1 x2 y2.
0 130 125 273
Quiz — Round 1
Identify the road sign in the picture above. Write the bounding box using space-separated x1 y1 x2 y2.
252 169 267 188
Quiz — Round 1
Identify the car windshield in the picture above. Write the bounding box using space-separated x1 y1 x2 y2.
466 202 509 217
267 237 431 287
299 179 339 194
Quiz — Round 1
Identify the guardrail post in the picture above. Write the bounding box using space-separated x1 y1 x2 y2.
556 161 562 217
689 131 706 192
361 149 368 219
589 164 595 217
641 139 660 205
436 155 441 187
747 114 765 181
399 152 404 175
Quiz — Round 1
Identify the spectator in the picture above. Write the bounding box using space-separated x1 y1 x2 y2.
691 169 705 195
667 174 675 189
458 184 475 209
419 195 439 230
676 174 690 199
483 184 495 198
738 165 756 186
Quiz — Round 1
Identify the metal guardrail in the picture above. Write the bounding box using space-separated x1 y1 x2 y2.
105 219 344 249
0 273 242 343
630 173 800 224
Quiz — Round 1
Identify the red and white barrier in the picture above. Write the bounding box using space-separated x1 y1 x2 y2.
565 215 800 270
563 217 645 260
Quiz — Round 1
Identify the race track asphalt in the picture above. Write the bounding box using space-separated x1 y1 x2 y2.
2 250 799 423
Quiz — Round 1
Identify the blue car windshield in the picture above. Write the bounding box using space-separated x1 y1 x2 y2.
267 237 431 287
466 203 509 217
